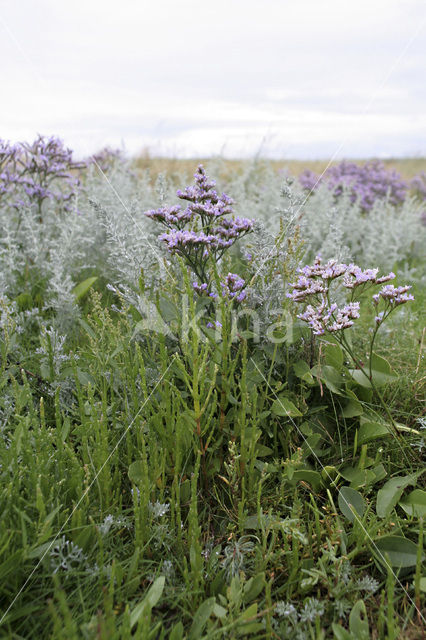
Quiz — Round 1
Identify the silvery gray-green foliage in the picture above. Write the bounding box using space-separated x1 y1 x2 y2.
83 161 174 288
206 162 424 279
209 158 291 236
298 183 425 277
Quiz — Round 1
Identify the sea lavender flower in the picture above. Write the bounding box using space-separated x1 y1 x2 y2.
299 160 408 212
0 135 85 219
287 255 412 336
411 172 426 201
90 146 124 173
221 272 247 303
375 284 414 305
144 165 253 299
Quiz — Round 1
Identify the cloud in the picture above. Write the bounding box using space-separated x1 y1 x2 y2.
1 0 425 157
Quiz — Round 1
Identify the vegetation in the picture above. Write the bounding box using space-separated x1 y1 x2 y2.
0 138 424 639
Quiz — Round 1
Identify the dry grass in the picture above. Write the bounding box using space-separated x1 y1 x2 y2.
133 152 426 181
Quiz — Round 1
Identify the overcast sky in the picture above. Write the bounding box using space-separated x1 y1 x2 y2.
1 0 425 159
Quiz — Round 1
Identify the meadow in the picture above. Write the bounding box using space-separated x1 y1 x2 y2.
0 137 425 639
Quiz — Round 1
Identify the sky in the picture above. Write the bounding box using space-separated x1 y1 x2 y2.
1 0 425 159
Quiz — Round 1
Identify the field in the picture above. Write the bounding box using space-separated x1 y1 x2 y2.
134 154 426 181
0 137 425 639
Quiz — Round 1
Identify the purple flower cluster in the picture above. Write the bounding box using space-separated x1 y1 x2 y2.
410 172 426 201
145 165 253 294
220 273 246 303
299 160 408 212
192 281 217 299
411 172 426 225
0 135 85 218
89 147 125 173
287 255 413 336
298 300 360 335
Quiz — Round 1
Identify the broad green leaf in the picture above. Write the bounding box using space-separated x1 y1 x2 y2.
311 365 345 394
130 576 165 629
341 399 363 418
158 297 178 322
374 535 420 568
169 621 184 640
237 602 257 621
371 464 387 483
370 352 395 376
419 577 426 593
349 353 397 388
293 360 315 384
399 489 426 517
332 623 352 640
376 473 419 518
348 369 373 388
339 466 376 489
243 572 265 603
72 276 98 301
357 421 392 444
255 444 273 457
128 460 145 485
212 603 227 618
338 487 366 523
349 600 369 639
324 343 344 369
271 396 303 417
188 597 216 639
288 470 322 491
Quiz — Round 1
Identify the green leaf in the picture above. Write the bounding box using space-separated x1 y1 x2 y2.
188 597 216 639
357 421 392 445
399 489 426 517
293 360 315 384
324 343 344 369
376 473 419 518
72 276 98 301
271 396 303 417
341 399 364 418
370 352 396 377
374 535 421 568
348 369 372 388
130 576 165 629
349 600 370 639
349 352 398 388
339 466 377 489
158 297 178 322
332 622 352 640
255 444 273 457
311 364 345 394
169 621 184 640
243 572 265 603
212 603 227 618
128 460 145 485
237 602 257 621
288 470 322 491
338 487 366 523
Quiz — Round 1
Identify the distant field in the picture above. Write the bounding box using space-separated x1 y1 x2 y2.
133 154 426 180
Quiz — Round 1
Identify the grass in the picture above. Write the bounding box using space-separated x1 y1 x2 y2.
0 157 425 639
134 152 426 180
